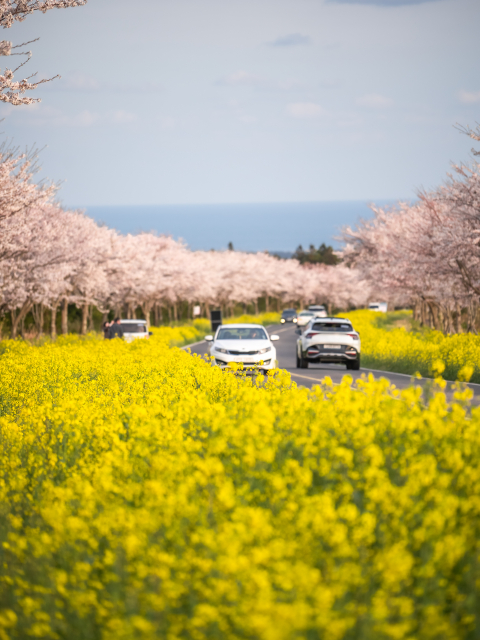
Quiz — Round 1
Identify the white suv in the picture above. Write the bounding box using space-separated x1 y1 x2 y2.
296 317 361 370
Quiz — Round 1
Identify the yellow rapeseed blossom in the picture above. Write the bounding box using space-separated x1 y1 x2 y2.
343 309 480 383
0 323 479 639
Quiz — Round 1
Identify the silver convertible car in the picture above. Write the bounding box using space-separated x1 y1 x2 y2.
205 323 279 372
296 317 361 370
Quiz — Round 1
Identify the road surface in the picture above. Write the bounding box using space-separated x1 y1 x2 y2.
184 323 480 400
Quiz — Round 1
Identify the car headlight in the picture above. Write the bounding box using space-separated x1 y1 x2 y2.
281 318 285 323
215 347 228 354
259 346 272 354
293 318 297 323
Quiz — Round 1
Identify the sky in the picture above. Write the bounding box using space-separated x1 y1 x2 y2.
2 0 480 207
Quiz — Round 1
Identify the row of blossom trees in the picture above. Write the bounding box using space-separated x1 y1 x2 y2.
341 126 480 333
0 178 371 336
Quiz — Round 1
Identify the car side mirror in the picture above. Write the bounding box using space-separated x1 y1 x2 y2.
270 334 280 341
205 335 214 342
148 331 153 336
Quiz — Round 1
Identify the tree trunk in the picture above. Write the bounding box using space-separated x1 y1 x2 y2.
88 305 94 332
426 302 439 330
61 298 69 335
50 302 58 338
454 301 462 333
254 299 259 315
467 299 478 334
141 302 153 329
32 303 45 337
420 301 426 327
11 301 33 339
173 303 178 322
413 300 420 323
81 303 89 335
443 305 453 334
154 304 160 326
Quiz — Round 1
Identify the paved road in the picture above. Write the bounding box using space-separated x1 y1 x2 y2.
185 323 480 400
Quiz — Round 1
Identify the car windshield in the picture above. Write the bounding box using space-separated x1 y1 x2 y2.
217 327 268 340
312 322 353 332
282 310 296 316
121 323 147 333
300 312 314 316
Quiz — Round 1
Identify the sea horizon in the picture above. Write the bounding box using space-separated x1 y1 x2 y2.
75 200 404 253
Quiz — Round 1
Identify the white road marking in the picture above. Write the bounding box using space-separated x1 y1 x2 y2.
289 371 336 384
181 340 206 350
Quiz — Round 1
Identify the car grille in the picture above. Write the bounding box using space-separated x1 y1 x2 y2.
227 350 259 356
216 360 271 368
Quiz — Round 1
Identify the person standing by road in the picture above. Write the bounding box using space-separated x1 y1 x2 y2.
108 318 124 340
102 320 112 339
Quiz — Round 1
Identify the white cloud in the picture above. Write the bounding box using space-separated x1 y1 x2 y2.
60 71 103 92
328 0 444 5
355 94 394 108
459 90 480 105
112 110 137 124
269 33 311 47
286 102 325 118
18 106 101 128
216 70 264 87
70 110 100 127
217 70 305 93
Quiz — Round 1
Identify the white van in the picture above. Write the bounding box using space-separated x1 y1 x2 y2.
368 302 388 313
308 305 327 318
120 319 151 342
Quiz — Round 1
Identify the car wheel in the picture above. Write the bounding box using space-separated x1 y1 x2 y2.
296 351 301 368
300 352 309 369
347 357 360 371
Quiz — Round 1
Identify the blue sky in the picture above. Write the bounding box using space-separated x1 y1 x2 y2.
3 0 479 206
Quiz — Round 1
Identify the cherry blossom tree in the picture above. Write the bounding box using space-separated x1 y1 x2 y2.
0 0 87 105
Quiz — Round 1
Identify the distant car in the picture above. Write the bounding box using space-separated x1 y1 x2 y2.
205 323 279 373
296 317 361 370
281 309 298 324
308 304 327 318
296 310 315 327
368 302 388 313
120 319 151 343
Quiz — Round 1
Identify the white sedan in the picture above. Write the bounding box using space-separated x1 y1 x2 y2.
296 317 361 370
205 323 279 372
296 310 315 327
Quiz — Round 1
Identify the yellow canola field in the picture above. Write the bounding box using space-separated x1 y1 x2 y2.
343 310 480 383
1 332 480 640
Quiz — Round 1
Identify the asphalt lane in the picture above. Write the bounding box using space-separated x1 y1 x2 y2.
184 323 480 400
